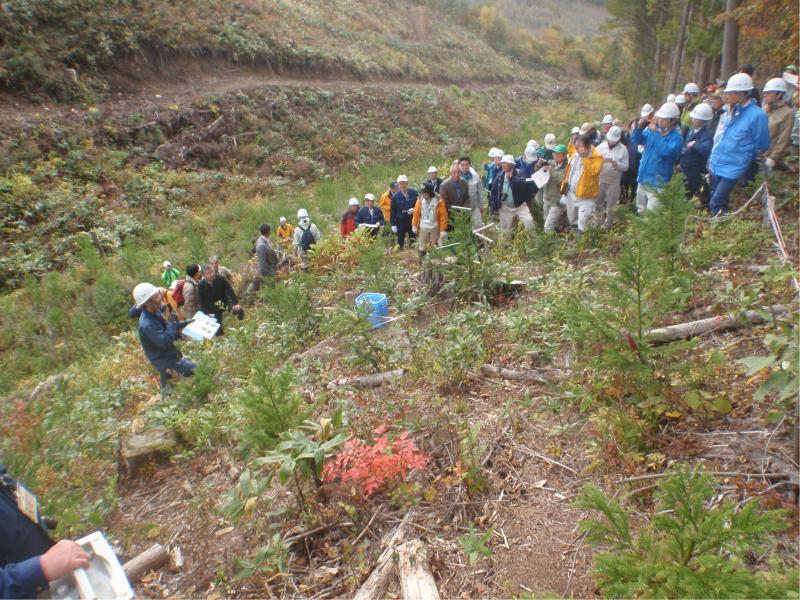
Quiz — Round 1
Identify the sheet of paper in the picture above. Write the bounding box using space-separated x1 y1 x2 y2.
182 312 220 341
530 169 550 188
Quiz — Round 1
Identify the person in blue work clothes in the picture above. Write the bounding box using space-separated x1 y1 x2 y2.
1 466 90 598
708 73 771 216
134 282 196 389
679 102 715 204
354 193 385 235
630 102 684 212
390 175 418 249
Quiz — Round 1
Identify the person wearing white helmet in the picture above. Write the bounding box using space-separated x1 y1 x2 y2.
424 166 443 194
390 175 418 249
489 154 537 236
666 93 677 103
596 125 629 229
483 148 504 205
133 282 196 389
680 83 702 132
708 73 770 215
276 216 294 248
762 78 794 170
340 197 360 238
355 192 385 235
600 114 614 138
640 103 655 121
630 102 684 212
516 144 540 178
679 102 715 203
293 208 322 269
161 260 180 288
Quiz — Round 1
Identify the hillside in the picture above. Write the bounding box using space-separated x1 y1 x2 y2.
0 0 528 102
467 0 610 36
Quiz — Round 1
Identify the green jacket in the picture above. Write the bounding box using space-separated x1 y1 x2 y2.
162 267 180 287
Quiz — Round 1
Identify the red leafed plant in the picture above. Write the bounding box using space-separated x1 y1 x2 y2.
322 426 431 497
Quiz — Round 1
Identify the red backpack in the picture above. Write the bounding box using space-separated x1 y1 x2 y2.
171 279 186 305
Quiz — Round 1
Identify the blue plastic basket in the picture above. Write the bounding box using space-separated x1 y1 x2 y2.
355 292 389 328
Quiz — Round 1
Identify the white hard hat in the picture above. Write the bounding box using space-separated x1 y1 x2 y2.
655 102 681 120
488 147 502 158
763 77 788 93
666 93 676 103
783 71 799 88
163 261 172 269
427 165 438 174
606 125 622 143
526 139 538 149
524 146 537 161
640 103 655 117
683 82 700 95
364 193 375 201
602 114 613 124
500 154 516 165
571 126 580 134
725 72 754 92
279 216 287 224
689 103 713 121
544 133 557 149
297 208 309 219
675 93 687 105
133 282 160 308
348 197 359 207
396 174 409 183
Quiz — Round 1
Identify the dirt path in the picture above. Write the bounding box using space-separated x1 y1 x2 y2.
0 54 529 125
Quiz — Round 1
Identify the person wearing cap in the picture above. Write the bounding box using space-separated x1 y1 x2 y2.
781 65 798 107
581 122 601 147
630 102 684 212
596 125 629 229
599 115 614 140
340 197 360 238
516 143 540 178
458 156 485 227
161 261 180 288
293 208 322 269
680 83 702 132
355 193 385 234
708 73 770 215
134 282 196 388
540 134 557 162
541 144 568 233
560 134 604 233
762 78 794 170
391 175 418 249
412 182 448 259
439 163 469 224
679 103 714 202
567 127 580 157
276 217 294 248
483 148 503 202
423 166 443 194
490 154 537 236
379 182 397 225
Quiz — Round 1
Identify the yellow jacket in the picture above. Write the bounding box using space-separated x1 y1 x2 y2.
411 197 448 232
560 146 603 200
276 223 295 244
379 191 392 223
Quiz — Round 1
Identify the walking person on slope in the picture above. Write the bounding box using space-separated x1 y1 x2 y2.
293 208 322 270
560 134 604 233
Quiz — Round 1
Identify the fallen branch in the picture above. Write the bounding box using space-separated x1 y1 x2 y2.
329 369 405 390
353 510 414 600
282 521 354 546
620 471 793 485
123 544 169 583
645 305 789 344
481 364 551 385
504 432 579 476
398 539 441 600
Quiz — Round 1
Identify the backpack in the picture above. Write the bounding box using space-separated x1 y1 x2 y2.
171 279 186 305
299 225 316 252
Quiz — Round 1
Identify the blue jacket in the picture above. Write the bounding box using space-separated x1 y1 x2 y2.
489 168 536 211
679 126 713 175
355 206 385 227
515 156 537 178
137 309 188 373
483 162 501 192
630 126 683 189
1 466 53 599
709 100 771 180
390 189 418 226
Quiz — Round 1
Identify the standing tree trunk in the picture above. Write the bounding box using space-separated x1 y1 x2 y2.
699 53 711 86
692 53 703 82
720 0 740 79
667 0 693 94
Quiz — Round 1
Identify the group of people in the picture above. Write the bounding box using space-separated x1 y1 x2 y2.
128 65 798 397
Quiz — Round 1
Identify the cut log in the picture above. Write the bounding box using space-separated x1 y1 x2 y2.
352 369 405 388
646 305 788 344
397 540 441 600
353 510 413 600
123 544 169 583
119 426 177 476
481 364 551 385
